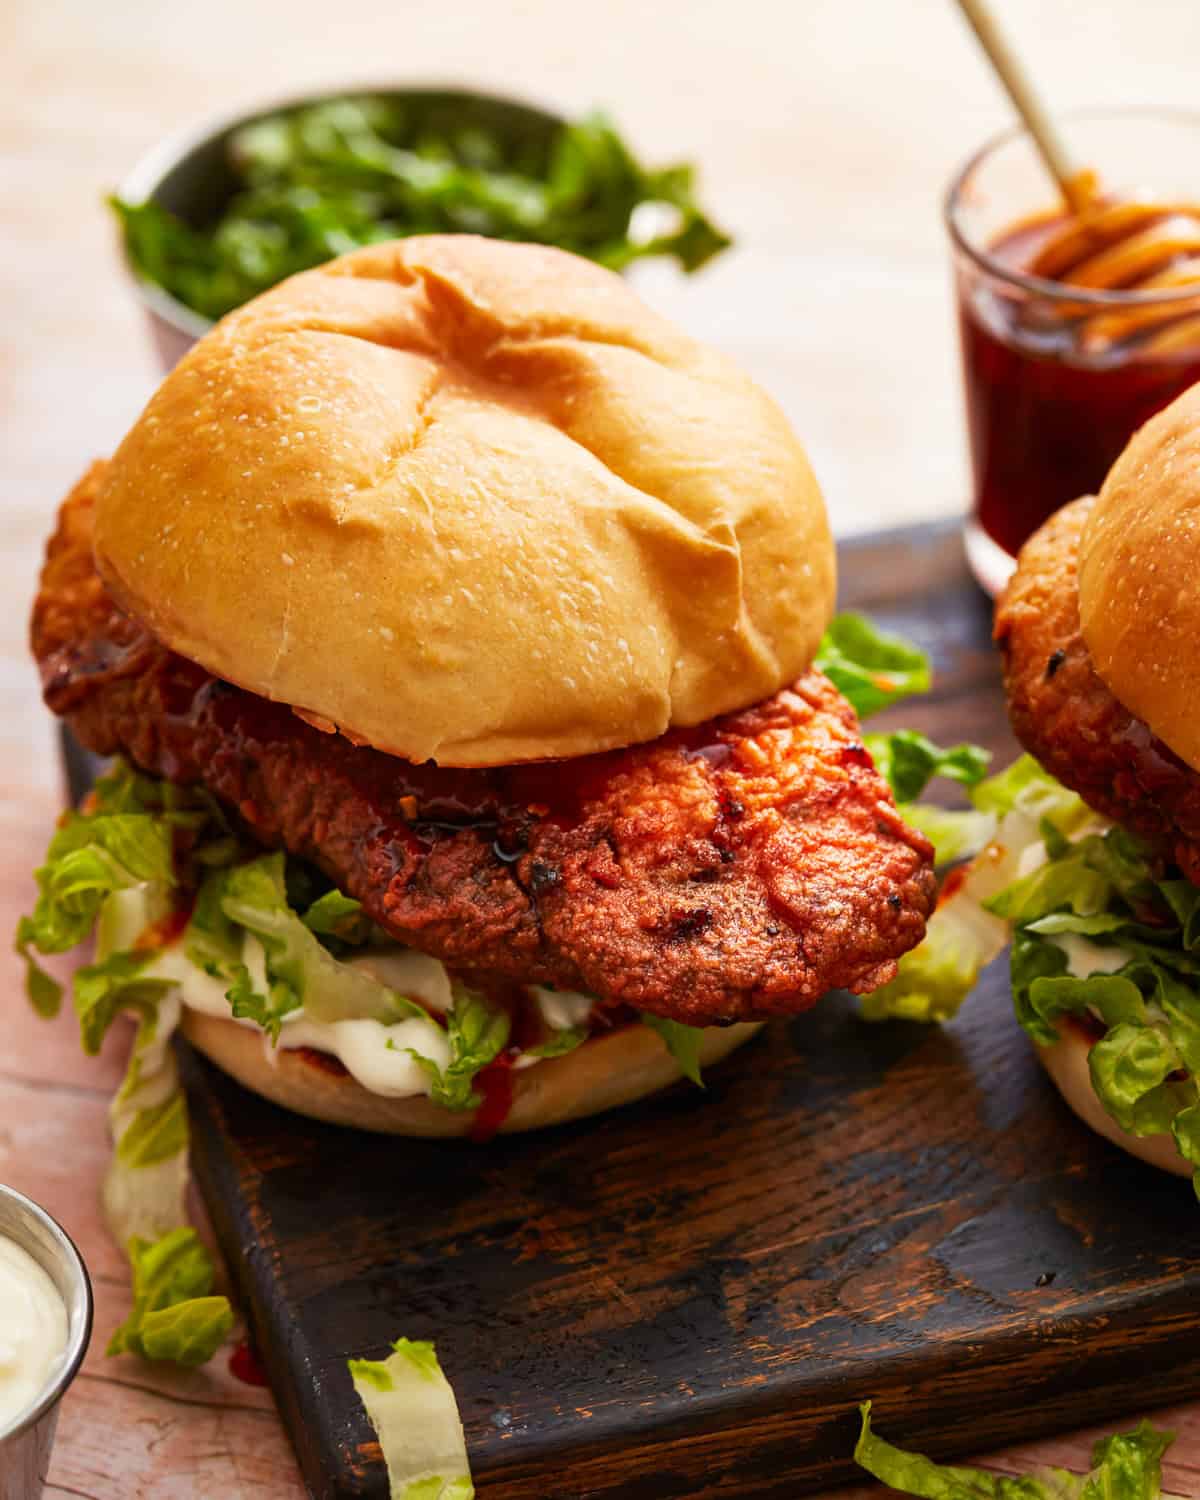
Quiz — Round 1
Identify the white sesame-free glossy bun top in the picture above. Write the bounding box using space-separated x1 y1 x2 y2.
95 235 834 766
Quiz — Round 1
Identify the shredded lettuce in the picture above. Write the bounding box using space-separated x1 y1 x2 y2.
641 1013 706 1087
187 851 422 1036
525 1025 588 1059
814 613 932 721
864 730 991 805
14 759 192 1014
998 815 1200 1193
854 1401 1180 1499
902 802 997 866
864 726 994 867
863 757 1094 1025
857 889 1007 1026
301 887 375 946
10 768 297 1362
402 988 511 1110
113 97 730 323
17 762 444 1366
14 768 238 1364
108 1228 233 1366
866 749 1200 1196
349 1338 474 1499
816 616 993 866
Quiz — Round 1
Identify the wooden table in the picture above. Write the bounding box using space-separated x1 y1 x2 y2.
5 1 1200 1493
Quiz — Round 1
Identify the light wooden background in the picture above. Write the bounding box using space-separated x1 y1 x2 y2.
5 1 1200 1494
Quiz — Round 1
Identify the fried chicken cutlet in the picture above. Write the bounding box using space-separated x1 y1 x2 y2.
34 464 936 1026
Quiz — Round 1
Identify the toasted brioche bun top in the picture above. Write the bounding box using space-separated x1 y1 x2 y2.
1079 381 1200 773
95 235 834 766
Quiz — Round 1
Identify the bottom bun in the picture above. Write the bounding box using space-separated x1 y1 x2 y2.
1036 1022 1193 1179
181 1010 764 1137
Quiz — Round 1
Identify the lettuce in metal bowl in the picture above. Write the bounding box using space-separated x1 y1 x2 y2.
112 92 731 323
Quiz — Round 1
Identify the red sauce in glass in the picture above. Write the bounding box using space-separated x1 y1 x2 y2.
960 215 1200 558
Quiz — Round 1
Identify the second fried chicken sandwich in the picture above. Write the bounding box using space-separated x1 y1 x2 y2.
25 234 936 1140
989 383 1200 1191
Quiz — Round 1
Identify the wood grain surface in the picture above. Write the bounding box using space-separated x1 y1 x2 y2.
7 1 1200 1495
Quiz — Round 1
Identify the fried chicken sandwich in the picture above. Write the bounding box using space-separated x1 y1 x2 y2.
883 381 1200 1195
987 385 1200 1189
23 234 936 1150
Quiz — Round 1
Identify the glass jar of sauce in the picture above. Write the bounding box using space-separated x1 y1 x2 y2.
945 110 1200 596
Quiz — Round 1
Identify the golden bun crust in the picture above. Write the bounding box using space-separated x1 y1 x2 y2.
181 1009 764 1137
1036 1024 1193 1180
1079 383 1200 773
95 235 834 766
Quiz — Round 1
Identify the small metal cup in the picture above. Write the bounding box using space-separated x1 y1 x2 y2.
0 1186 93 1500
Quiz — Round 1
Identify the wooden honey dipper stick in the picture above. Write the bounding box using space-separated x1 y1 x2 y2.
954 0 1200 353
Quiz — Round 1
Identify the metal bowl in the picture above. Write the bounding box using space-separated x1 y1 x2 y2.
116 84 567 370
0 1186 93 1500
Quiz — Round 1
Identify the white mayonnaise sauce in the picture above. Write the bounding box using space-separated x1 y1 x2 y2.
0 1238 68 1431
1013 810 1110 884
1014 835 1052 882
528 986 594 1031
145 941 597 1100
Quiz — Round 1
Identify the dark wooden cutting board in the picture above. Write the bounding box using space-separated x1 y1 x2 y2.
69 521 1200 1497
